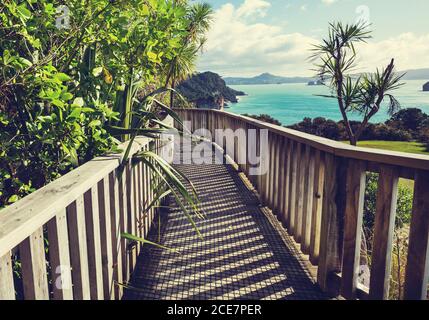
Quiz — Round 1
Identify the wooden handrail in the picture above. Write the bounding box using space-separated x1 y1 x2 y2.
0 116 174 300
177 108 429 171
0 137 148 258
174 108 429 300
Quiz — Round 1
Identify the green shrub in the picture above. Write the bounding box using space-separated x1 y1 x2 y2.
364 172 413 299
364 173 412 238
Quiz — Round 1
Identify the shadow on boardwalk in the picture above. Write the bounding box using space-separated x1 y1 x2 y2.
124 142 334 300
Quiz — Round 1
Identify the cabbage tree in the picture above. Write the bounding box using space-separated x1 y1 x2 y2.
311 22 405 146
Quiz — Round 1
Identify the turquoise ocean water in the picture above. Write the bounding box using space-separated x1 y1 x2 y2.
229 80 429 126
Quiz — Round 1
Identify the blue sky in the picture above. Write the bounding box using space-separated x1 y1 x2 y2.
196 0 429 77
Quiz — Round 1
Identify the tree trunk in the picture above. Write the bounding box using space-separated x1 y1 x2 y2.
349 135 358 146
170 79 175 109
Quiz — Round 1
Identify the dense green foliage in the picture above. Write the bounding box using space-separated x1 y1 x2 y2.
242 113 281 126
287 108 429 146
0 0 212 208
176 71 245 109
364 173 413 242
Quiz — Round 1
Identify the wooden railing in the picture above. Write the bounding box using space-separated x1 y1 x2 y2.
175 108 429 300
0 117 174 300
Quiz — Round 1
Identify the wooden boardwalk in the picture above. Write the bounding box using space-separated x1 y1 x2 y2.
124 142 333 300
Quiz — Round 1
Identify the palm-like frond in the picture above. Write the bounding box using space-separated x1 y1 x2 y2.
114 85 204 241
187 3 214 42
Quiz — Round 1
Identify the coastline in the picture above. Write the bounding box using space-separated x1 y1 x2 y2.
228 80 429 126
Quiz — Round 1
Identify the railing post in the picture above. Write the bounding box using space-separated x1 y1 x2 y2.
67 196 91 300
369 165 399 300
404 170 429 300
47 209 73 300
84 186 104 300
0 252 15 300
310 150 325 265
340 160 366 299
302 145 315 254
317 154 347 295
97 177 114 300
19 227 50 300
109 170 123 299
288 141 298 233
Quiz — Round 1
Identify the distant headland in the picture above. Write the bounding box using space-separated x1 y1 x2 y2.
177 72 246 110
224 73 314 85
223 68 429 86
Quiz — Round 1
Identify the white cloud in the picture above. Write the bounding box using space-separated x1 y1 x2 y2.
197 1 429 77
357 33 429 72
321 0 338 5
236 0 271 18
198 2 317 76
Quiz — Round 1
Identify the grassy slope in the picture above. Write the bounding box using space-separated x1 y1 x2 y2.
355 141 429 155
344 140 429 189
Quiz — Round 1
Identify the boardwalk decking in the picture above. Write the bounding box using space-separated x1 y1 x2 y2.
124 142 333 300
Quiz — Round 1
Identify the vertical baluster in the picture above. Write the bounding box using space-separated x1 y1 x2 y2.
255 128 260 192
146 146 153 231
273 135 281 215
369 166 399 300
310 150 325 265
67 196 90 300
243 122 249 175
84 185 104 300
317 154 346 295
118 166 129 282
109 171 123 298
261 132 270 205
266 131 272 205
127 162 137 271
0 252 15 300
404 170 429 300
136 161 143 247
97 177 114 300
283 139 292 228
19 227 49 300
289 141 297 233
301 145 315 254
277 137 286 221
47 209 73 300
240 122 247 173
141 152 148 237
341 160 366 299
294 143 304 241
143 147 150 237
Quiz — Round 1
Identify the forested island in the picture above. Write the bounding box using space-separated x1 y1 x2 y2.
177 72 246 109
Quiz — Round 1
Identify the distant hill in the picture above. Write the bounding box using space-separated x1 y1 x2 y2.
223 69 429 85
401 68 429 80
224 73 313 85
177 72 246 109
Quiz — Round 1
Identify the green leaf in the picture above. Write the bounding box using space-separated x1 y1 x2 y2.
8 195 19 204
68 108 82 119
2 50 12 65
55 72 71 82
121 233 179 253
88 120 101 128
72 97 84 107
52 99 65 107
18 57 32 67
17 4 31 20
61 92 74 101
92 67 103 77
